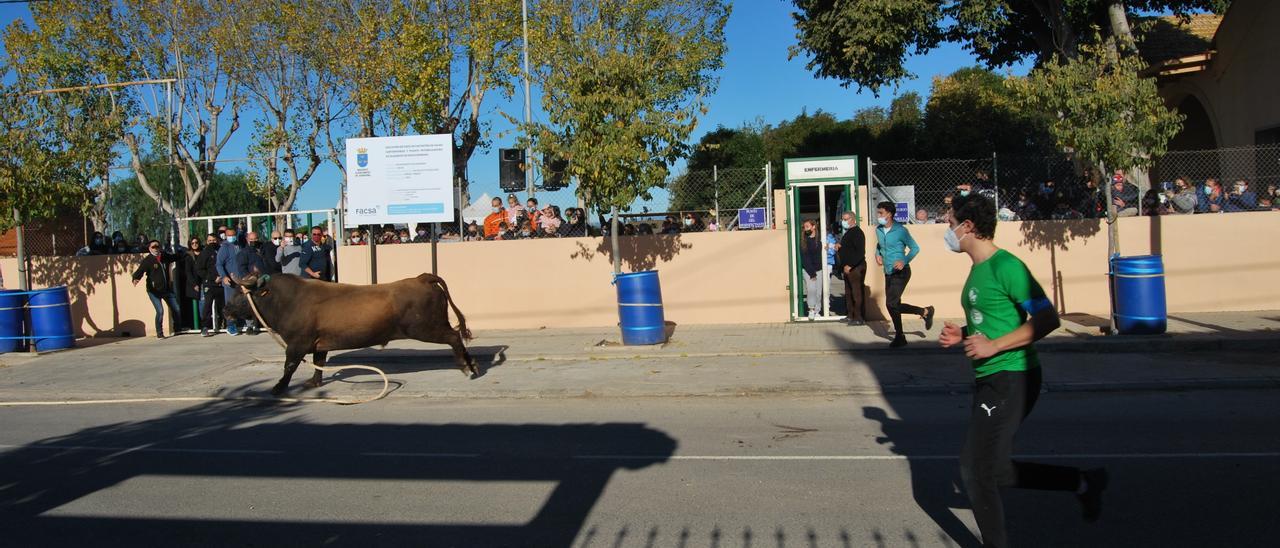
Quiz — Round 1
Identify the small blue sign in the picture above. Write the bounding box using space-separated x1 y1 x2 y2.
894 202 910 223
738 207 768 229
388 203 446 215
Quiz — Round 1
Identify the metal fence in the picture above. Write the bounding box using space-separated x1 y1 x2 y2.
666 164 773 230
1150 144 1280 199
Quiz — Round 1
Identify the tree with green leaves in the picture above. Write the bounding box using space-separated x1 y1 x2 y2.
925 67 1056 159
522 0 729 274
106 164 267 241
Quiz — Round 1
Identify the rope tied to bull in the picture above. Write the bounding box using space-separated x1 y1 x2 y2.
240 282 390 405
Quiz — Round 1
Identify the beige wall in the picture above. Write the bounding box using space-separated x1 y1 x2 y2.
3 211 1278 336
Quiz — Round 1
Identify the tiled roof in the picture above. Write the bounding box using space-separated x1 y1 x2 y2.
1138 13 1222 65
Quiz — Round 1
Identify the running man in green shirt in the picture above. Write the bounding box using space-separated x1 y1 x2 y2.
938 194 1108 548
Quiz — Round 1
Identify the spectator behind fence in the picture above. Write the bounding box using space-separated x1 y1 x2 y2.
560 208 588 237
836 211 867 326
1050 193 1084 220
131 234 150 253
1110 169 1139 217
484 197 506 239
110 231 130 254
1168 177 1199 214
972 168 994 192
683 212 706 232
1264 183 1279 205
539 205 563 232
132 239 181 339
397 228 411 243
706 212 719 232
630 223 645 236
661 216 681 235
181 236 204 331
1077 173 1105 218
1225 179 1258 213
300 226 333 281
1198 178 1227 213
541 223 560 238
89 231 110 254
195 233 224 336
799 218 823 320
215 227 244 335
1012 191 1039 221
517 218 536 239
913 208 933 224
276 230 302 276
262 230 281 274
413 223 431 243
506 194 524 226
235 232 269 335
464 221 483 241
526 198 542 228
348 229 366 245
1142 189 1167 216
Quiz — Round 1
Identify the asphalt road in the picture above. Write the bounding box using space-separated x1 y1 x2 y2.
1 390 1277 547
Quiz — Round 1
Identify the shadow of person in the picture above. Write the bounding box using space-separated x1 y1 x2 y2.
863 406 979 547
568 234 693 273
0 394 677 547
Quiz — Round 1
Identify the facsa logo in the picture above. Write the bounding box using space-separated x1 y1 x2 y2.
354 207 378 215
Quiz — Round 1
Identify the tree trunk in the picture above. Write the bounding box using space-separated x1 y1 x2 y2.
610 205 621 275
1106 1 1138 56
1101 161 1119 257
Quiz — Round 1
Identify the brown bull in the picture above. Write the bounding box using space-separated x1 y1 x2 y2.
224 272 478 396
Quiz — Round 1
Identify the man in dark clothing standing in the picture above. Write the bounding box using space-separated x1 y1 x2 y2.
194 233 223 336
131 239 181 339
236 232 269 335
215 226 245 335
300 226 333 281
835 211 867 326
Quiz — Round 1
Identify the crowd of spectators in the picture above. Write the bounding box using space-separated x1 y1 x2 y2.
910 168 1279 225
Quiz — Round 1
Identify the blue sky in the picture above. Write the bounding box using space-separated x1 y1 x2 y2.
1 1 1022 214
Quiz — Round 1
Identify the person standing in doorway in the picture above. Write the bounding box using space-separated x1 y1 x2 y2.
131 239 181 339
874 202 934 347
836 211 867 326
939 193 1108 548
799 218 823 320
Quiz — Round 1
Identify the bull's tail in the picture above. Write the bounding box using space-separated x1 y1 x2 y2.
419 273 473 341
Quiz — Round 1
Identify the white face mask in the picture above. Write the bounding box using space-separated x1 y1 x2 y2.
351 237 361 243
272 238 281 245
284 237 294 246
943 225 967 253
399 236 409 242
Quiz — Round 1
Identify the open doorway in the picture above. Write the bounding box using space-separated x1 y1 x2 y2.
785 157 860 322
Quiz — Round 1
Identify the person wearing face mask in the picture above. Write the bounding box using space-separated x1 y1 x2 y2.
463 221 483 241
799 218 823 320
275 229 303 276
1197 177 1228 213
131 239 181 339
300 226 333 281
1108 169 1139 217
235 232 269 335
347 229 366 246
874 202 934 347
88 231 110 255
215 227 245 335
560 208 588 238
110 231 131 254
1224 179 1258 213
413 223 432 243
195 233 224 336
1168 177 1198 215
181 237 205 331
397 228 412 243
681 213 705 233
260 231 282 274
484 197 507 239
937 193 1107 547
835 211 867 326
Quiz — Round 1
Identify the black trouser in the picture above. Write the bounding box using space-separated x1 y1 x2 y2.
201 283 225 330
884 266 925 336
843 262 867 321
960 368 1081 548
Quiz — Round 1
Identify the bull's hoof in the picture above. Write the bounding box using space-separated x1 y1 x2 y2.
270 383 288 396
465 363 479 379
303 379 323 389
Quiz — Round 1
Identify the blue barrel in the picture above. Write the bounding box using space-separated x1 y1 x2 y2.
615 271 666 345
28 286 74 352
0 290 24 353
1111 255 1167 335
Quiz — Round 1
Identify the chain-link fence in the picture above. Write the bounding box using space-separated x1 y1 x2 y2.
666 165 772 231
870 144 1280 222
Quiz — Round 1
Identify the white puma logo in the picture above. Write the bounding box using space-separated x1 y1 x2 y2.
980 403 997 416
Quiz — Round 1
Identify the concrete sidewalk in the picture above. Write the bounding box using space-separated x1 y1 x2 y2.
0 310 1277 402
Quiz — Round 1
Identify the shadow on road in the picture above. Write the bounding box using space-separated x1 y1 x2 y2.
0 394 676 547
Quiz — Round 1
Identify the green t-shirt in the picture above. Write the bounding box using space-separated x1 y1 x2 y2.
961 249 1051 378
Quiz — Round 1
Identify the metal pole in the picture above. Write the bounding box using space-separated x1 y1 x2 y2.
713 165 719 230
430 224 438 275
521 0 534 199
764 162 773 229
13 208 28 290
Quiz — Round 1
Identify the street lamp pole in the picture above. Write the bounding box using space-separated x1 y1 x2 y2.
521 0 534 198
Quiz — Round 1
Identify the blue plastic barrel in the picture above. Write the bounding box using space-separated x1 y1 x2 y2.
615 271 666 345
1111 255 1167 335
28 286 74 351
0 290 24 353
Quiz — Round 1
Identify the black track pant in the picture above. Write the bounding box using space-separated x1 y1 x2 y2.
959 368 1082 548
201 284 225 330
884 266 925 336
